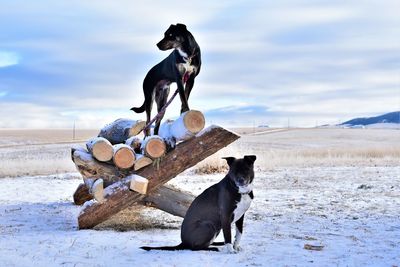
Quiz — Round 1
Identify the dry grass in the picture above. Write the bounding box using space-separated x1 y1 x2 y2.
0 128 399 177
0 129 98 146
191 128 400 174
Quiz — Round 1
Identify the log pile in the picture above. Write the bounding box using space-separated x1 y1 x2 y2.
72 110 207 204
71 110 240 229
80 110 206 173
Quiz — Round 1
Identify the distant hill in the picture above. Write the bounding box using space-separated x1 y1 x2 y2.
341 111 400 126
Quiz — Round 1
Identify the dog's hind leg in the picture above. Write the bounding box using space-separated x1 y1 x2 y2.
182 220 219 251
144 93 153 136
154 85 170 135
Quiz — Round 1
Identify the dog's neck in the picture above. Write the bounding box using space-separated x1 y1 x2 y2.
227 175 253 194
238 183 253 194
177 47 197 63
175 43 199 64
177 47 188 60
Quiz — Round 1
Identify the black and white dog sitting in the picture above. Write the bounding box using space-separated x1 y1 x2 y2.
141 155 256 253
131 23 201 136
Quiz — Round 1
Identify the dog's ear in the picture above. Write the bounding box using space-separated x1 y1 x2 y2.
244 155 257 165
222 157 236 167
176 23 187 30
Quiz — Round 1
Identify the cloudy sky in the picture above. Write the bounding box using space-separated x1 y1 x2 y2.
0 0 399 128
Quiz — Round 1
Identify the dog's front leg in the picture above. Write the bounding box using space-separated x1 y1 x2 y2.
219 215 236 253
233 215 244 251
183 75 195 107
176 78 190 113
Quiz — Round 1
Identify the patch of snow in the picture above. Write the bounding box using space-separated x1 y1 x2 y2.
158 120 176 148
75 149 93 161
112 143 133 154
103 178 130 197
196 124 240 138
0 167 399 266
365 123 400 129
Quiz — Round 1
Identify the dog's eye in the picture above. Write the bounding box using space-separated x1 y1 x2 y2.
169 34 173 37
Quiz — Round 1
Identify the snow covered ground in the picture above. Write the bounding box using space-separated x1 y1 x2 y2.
1 166 399 267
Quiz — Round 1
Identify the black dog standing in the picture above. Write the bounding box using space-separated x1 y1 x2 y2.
131 23 201 136
141 155 257 253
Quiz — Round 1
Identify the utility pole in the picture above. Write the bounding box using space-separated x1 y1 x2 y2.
73 121 76 141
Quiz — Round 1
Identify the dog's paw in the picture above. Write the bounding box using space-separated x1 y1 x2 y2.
219 243 237 254
233 243 242 252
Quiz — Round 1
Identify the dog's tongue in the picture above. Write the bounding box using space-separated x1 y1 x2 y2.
183 72 190 83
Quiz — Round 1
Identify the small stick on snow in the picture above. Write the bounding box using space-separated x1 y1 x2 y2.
303 244 324 251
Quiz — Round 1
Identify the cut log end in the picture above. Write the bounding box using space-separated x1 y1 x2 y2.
134 155 153 171
144 138 166 159
92 140 113 162
130 175 149 194
92 179 105 203
86 137 113 162
128 120 146 137
183 110 205 134
113 145 136 169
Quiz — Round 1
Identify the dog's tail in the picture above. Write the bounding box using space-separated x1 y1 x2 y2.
140 243 186 251
130 101 145 113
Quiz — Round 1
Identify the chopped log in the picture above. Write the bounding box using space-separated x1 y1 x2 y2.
170 110 205 141
72 183 195 218
77 125 240 229
141 135 166 159
129 175 148 194
125 136 142 154
113 144 136 169
98 119 145 144
134 154 153 171
158 119 177 150
86 137 113 162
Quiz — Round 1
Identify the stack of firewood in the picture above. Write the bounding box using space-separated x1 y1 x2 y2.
83 110 206 172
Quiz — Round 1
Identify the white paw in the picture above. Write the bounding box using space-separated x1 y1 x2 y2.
219 243 237 254
233 243 242 251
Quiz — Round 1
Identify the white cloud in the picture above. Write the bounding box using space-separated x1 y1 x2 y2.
0 51 19 67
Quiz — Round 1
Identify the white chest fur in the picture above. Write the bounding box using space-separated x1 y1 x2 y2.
177 62 195 76
233 194 252 223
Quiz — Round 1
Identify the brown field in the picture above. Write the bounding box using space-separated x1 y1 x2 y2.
0 127 399 177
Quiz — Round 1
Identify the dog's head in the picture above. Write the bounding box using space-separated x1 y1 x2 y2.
157 23 188 51
223 155 257 193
